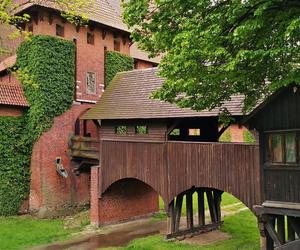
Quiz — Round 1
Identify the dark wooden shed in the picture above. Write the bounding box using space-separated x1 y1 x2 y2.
246 85 300 249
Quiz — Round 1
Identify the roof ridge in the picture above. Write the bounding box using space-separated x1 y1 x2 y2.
116 67 159 75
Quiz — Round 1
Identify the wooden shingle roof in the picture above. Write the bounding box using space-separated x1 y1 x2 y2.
82 68 244 120
18 0 128 32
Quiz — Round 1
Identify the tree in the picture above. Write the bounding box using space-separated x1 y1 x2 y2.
0 0 90 55
123 0 300 113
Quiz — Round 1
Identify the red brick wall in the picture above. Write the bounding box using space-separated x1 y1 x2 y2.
0 105 24 117
228 124 248 143
29 103 98 217
134 59 156 69
91 167 159 225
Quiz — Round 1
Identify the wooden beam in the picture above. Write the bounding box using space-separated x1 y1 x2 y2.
166 221 223 240
174 193 184 231
214 190 223 222
207 190 217 223
167 200 175 235
186 190 194 230
275 239 300 250
265 219 283 247
254 206 300 218
197 189 205 226
277 215 285 244
288 216 296 242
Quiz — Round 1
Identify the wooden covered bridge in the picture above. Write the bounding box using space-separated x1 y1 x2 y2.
70 68 300 249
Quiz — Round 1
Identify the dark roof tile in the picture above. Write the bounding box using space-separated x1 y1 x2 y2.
82 68 244 120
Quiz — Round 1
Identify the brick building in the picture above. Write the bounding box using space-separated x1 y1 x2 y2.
0 0 248 221
0 0 159 219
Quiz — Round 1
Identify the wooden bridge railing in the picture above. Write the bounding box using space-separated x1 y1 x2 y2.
69 136 100 161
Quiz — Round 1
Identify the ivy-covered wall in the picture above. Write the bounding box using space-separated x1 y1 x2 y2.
104 51 134 87
0 35 75 215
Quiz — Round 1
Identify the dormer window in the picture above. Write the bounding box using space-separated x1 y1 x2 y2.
56 24 64 37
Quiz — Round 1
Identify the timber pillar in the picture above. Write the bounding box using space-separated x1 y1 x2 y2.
90 165 102 227
166 187 223 240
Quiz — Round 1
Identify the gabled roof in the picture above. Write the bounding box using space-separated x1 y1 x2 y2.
0 83 28 107
82 68 244 120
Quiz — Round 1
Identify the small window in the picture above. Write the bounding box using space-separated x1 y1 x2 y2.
285 133 296 163
114 34 120 51
86 72 96 94
189 128 201 136
56 24 64 37
135 126 148 135
115 126 127 135
267 132 298 164
87 32 94 45
170 128 180 136
268 134 283 163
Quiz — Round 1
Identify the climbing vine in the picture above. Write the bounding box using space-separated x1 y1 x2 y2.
104 50 134 87
0 35 75 215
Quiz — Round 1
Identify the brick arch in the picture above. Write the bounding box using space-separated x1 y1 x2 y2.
97 177 159 224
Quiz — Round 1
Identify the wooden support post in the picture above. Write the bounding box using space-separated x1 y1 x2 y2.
197 189 205 226
287 216 295 242
186 190 194 230
175 193 184 231
167 200 175 235
213 190 223 222
277 215 285 244
206 190 217 223
265 217 281 248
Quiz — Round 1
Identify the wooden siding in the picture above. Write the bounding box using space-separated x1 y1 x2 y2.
99 120 167 142
249 87 300 131
100 140 261 210
264 168 300 203
249 87 300 204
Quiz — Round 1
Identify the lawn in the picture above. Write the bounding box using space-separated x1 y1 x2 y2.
104 210 260 250
0 216 80 250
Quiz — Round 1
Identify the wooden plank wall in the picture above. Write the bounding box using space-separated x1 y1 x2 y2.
167 142 261 210
100 140 261 210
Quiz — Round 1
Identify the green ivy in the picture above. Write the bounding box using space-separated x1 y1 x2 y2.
0 35 75 215
104 51 134 87
219 129 232 142
243 130 256 143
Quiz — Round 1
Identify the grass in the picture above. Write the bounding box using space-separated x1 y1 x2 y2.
0 215 82 250
103 210 260 250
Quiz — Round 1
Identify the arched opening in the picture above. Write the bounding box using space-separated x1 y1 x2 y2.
98 178 160 224
166 186 259 240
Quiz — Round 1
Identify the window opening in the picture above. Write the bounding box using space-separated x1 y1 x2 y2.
135 126 148 135
86 72 96 94
56 24 64 37
115 126 127 135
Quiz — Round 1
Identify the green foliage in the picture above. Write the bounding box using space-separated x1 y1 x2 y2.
104 51 134 87
123 0 300 114
0 117 30 216
0 35 75 215
243 130 256 143
219 129 232 142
